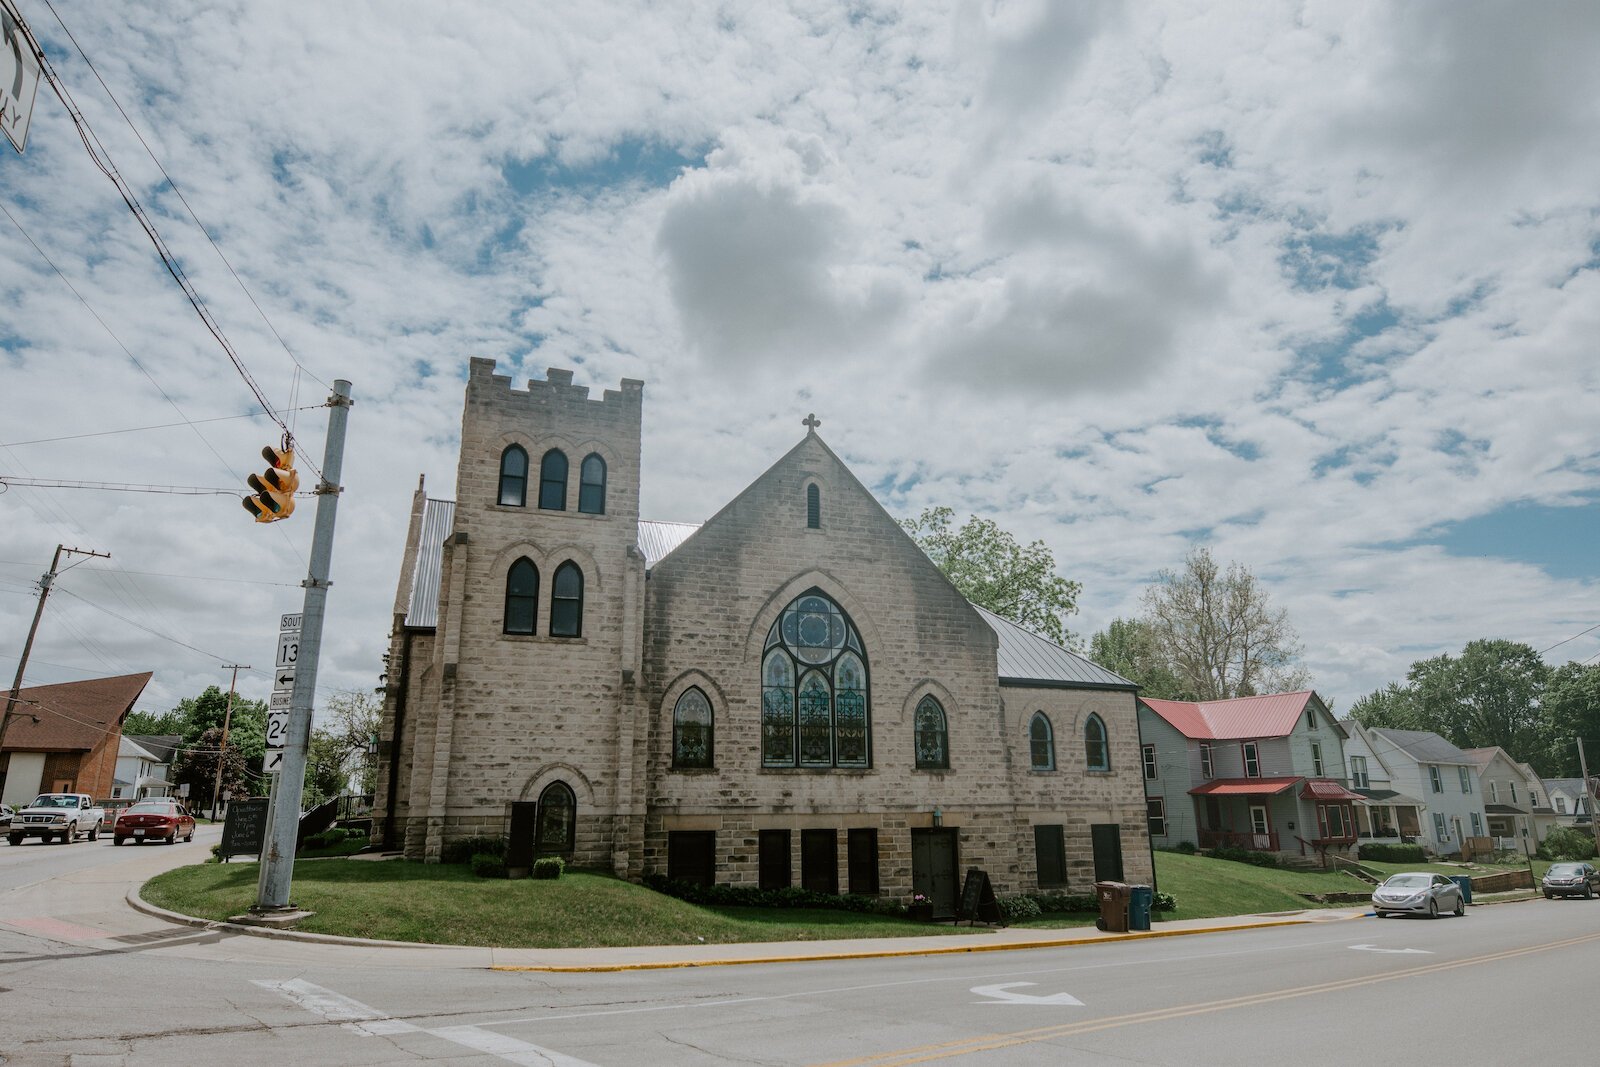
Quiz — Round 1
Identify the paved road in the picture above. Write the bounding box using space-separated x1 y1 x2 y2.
3 835 1596 1065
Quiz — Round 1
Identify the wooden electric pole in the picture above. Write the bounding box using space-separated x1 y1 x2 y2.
2 544 110 745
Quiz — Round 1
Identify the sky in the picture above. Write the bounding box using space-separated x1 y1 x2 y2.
1 1 1596 726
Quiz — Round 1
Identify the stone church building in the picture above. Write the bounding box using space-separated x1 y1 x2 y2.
375 358 1152 912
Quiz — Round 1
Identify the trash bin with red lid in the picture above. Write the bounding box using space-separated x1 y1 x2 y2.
1094 880 1130 932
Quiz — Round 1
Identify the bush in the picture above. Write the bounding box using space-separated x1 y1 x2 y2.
1358 842 1426 863
1538 826 1598 861
997 895 1041 921
1170 841 1197 854
1030 891 1099 914
532 857 565 880
643 874 904 915
470 852 508 879
441 835 507 865
1153 891 1177 913
1204 845 1280 868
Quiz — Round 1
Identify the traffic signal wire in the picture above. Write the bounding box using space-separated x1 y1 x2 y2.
53 586 251 671
0 406 326 450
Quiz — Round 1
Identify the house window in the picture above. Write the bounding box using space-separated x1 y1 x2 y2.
498 445 527 507
578 453 606 514
801 829 838 894
550 561 583 637
538 449 568 510
503 558 539 634
1509 781 1517 805
1243 741 1260 778
1199 742 1213 779
758 829 791 890
847 828 879 895
1458 766 1471 793
1084 715 1109 771
1470 812 1483 836
1306 707 1317 730
1146 798 1167 838
672 687 713 768
1321 804 1347 838
1556 796 1568 814
1350 755 1369 789
806 483 821 529
1142 744 1157 781
1311 742 1323 776
1433 812 1448 841
1029 713 1055 771
534 782 575 854
1034 824 1067 887
1489 781 1498 803
760 591 870 768
667 830 716 887
1249 805 1269 836
913 696 948 769
1429 766 1443 794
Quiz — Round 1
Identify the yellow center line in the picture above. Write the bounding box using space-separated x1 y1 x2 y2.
811 930 1600 1066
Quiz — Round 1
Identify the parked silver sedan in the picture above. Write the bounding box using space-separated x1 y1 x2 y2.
1372 872 1465 918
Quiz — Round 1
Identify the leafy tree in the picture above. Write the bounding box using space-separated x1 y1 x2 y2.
170 727 249 809
122 708 186 736
901 506 1081 647
1138 547 1308 701
1535 661 1600 776
303 689 382 802
174 685 268 767
1089 617 1189 699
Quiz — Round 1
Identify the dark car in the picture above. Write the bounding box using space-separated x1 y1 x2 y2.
113 799 195 845
1542 862 1600 899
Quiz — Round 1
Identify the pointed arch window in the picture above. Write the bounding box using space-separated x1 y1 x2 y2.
1029 712 1055 771
539 449 568 510
806 483 821 528
760 590 870 768
503 558 539 634
914 696 948 769
534 781 575 854
579 453 607 514
550 561 583 637
1084 713 1109 771
498 445 528 507
673 687 714 768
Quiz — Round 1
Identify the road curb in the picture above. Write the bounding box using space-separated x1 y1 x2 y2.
124 885 458 950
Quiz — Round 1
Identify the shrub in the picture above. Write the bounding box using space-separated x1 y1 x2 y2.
997 895 1041 921
1030 891 1099 914
1153 891 1178 913
532 857 565 880
471 852 508 879
441 835 507 865
1204 845 1280 868
643 874 901 914
1171 841 1197 854
1358 842 1426 863
1538 826 1598 861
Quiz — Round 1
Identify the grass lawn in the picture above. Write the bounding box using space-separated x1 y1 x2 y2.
141 861 983 948
1361 857 1542 879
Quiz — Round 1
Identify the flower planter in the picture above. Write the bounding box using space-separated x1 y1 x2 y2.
907 903 934 922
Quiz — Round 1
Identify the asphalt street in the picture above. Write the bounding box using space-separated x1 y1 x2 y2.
2 828 1596 1065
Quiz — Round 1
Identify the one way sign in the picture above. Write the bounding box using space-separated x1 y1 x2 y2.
274 667 296 691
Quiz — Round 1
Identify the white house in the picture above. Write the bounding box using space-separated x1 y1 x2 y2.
1462 747 1545 852
1340 721 1427 846
1364 729 1487 857
1542 778 1595 838
112 734 178 800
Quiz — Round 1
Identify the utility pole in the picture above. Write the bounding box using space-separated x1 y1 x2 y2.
2 545 110 746
209 664 249 820
255 380 353 913
1578 738 1600 857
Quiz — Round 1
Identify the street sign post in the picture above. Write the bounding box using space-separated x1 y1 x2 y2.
1 1 43 154
263 748 285 774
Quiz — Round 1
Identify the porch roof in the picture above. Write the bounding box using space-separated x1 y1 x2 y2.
1300 778 1364 802
1355 788 1427 808
1189 776 1300 796
1484 803 1528 816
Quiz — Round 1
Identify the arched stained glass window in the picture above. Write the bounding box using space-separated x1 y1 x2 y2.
1029 712 1055 771
503 558 538 634
673 688 714 768
1084 713 1109 771
498 445 528 507
806 483 820 528
579 453 607 514
534 781 575 854
550 562 583 637
914 696 948 769
539 449 568 510
760 590 870 768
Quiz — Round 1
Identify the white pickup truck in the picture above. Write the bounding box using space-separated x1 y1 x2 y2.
6 793 105 845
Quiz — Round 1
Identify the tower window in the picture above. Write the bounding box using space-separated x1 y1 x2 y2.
550 561 583 637
539 449 568 511
498 445 527 507
806 484 821 529
503 558 538 634
579 453 607 515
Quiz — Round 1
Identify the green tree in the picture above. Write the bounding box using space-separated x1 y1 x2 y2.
901 506 1081 647
1537 661 1600 776
1089 617 1189 699
170 727 249 809
122 708 186 735
303 689 383 802
1138 547 1308 701
176 686 267 767
1348 682 1424 731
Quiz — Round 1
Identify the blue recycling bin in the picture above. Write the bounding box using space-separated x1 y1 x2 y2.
1128 884 1154 931
1450 875 1472 905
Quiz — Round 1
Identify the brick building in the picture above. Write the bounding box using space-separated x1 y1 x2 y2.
375 360 1151 911
0 672 150 806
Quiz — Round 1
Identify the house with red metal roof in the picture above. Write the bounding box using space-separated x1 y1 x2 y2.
1137 691 1363 863
0 673 151 807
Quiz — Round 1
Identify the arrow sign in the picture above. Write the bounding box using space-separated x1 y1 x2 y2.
274 667 296 691
263 747 285 774
1350 944 1431 955
971 983 1084 1006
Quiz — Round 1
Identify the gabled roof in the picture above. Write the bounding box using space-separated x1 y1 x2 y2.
1369 729 1475 766
974 605 1136 690
404 497 456 628
3 673 151 753
1545 777 1588 796
638 520 699 568
1140 691 1320 740
125 733 181 763
1462 746 1529 773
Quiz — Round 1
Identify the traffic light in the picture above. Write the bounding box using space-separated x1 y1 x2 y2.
243 443 297 522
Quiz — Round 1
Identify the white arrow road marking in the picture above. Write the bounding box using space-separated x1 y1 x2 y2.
971 982 1085 1006
1349 944 1432 955
255 979 601 1065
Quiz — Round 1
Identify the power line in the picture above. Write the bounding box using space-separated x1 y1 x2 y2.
53 587 250 670
1541 622 1600 657
0 477 242 495
0 560 299 588
0 406 325 449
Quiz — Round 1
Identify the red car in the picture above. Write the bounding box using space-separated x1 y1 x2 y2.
113 799 196 845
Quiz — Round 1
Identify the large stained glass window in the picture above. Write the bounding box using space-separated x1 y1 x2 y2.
914 696 947 769
760 591 870 768
535 781 575 854
673 687 714 768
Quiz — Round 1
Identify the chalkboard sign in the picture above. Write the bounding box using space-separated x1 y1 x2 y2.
958 867 1005 926
219 798 269 862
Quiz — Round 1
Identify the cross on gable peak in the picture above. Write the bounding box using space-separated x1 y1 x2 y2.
802 413 821 432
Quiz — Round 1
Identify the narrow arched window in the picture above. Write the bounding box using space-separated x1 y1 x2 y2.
806 483 821 528
1029 712 1055 771
579 453 607 514
1084 714 1109 771
539 449 568 510
673 687 714 768
914 696 948 769
534 781 575 854
550 561 583 637
503 558 538 634
498 445 528 507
